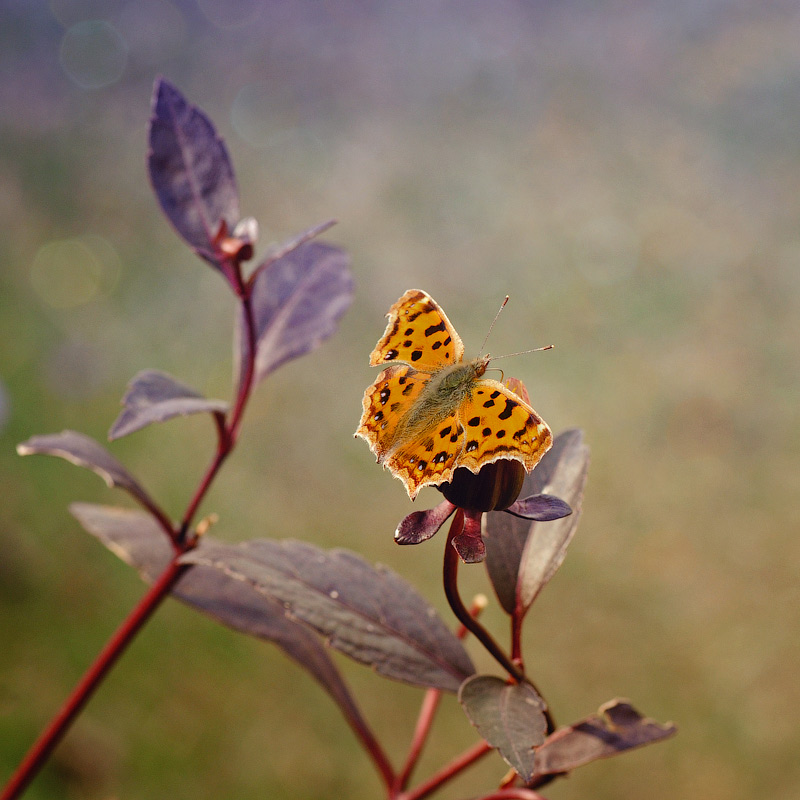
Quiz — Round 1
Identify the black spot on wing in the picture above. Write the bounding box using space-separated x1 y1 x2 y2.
499 398 516 420
411 350 423 362
425 321 446 337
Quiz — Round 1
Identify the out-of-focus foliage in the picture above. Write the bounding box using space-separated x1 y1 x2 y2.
1 2 798 799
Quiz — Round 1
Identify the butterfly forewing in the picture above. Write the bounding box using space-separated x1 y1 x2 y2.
369 289 464 371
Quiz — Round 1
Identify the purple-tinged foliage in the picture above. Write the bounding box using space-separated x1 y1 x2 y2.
181 538 475 692
504 493 572 521
484 429 589 616
395 500 456 545
459 675 547 782
148 78 240 264
69 504 372 736
532 699 677 778
109 370 228 440
17 431 160 518
236 240 354 387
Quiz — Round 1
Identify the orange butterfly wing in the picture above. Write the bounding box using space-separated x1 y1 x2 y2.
356 289 552 500
356 364 430 463
368 289 463 371
455 378 552 473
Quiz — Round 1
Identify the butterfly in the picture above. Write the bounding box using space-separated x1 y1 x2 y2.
355 289 553 500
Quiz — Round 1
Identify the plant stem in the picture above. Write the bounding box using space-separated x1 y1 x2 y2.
477 789 548 800
0 559 189 800
3 257 262 799
442 513 525 684
180 262 257 534
394 689 442 792
398 741 492 800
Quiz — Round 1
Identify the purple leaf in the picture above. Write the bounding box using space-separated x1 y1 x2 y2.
17 431 159 514
532 699 677 777
181 539 475 692
395 501 455 545
236 240 353 386
459 675 547 782
109 369 229 440
148 78 239 262
69 503 371 737
505 494 572 521
484 429 589 616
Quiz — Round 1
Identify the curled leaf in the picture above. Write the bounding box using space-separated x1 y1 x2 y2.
109 370 228 440
459 674 547 782
236 240 354 386
17 431 159 514
181 538 475 691
532 699 677 777
148 78 240 262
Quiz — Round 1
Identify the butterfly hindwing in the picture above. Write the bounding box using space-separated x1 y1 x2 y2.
455 379 552 473
356 364 430 462
369 289 464 371
384 417 467 499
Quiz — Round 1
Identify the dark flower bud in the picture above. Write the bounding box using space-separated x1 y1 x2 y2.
438 458 526 512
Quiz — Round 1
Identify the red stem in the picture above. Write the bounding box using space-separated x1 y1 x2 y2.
442 513 525 684
0 560 189 800
2 256 262 799
179 263 257 533
397 741 493 800
477 790 548 800
394 689 442 792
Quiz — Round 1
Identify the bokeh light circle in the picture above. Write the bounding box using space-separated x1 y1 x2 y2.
59 20 127 89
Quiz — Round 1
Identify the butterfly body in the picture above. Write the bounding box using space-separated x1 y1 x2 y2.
356 290 552 499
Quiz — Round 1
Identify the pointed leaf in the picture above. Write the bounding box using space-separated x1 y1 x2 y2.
109 369 228 440
505 494 572 521
69 503 371 735
484 429 589 616
182 539 475 691
532 699 677 777
148 78 239 261
236 240 353 386
459 675 547 781
17 431 159 513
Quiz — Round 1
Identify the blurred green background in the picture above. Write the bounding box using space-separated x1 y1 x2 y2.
2 2 799 799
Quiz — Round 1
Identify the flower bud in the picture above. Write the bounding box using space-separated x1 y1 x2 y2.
438 458 526 512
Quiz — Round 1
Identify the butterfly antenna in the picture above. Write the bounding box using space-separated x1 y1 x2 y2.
479 296 510 356
490 344 554 361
